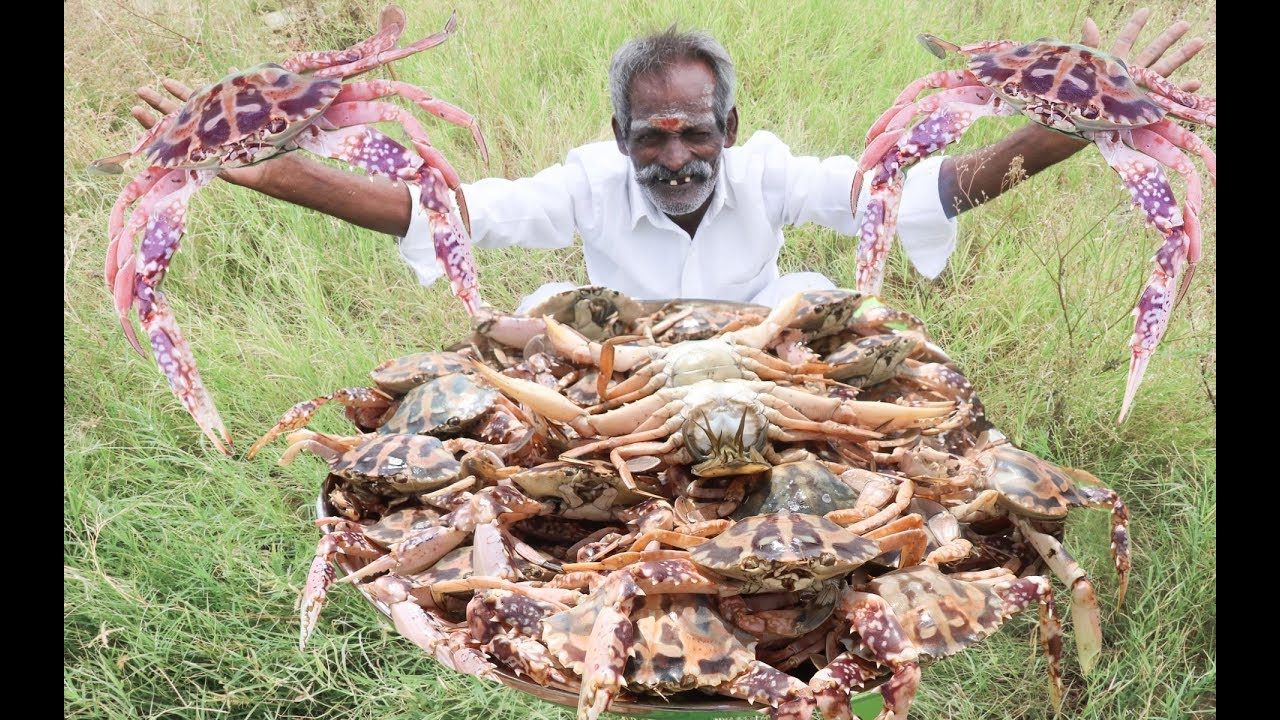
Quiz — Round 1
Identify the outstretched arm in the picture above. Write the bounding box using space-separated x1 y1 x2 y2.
133 79 413 237
936 8 1208 217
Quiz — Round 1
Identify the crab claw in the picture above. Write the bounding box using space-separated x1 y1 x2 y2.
138 289 233 455
112 256 145 357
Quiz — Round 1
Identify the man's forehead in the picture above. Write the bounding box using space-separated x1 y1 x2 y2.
628 59 717 112
630 110 717 134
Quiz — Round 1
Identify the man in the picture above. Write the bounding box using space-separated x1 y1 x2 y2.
131 9 1206 311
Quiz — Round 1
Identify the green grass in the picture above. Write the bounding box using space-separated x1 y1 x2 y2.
65 0 1214 717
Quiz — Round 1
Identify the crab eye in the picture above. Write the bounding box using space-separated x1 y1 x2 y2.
819 553 837 566
1080 106 1100 120
267 117 288 134
740 557 759 571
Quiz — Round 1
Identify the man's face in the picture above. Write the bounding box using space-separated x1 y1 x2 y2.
613 58 738 218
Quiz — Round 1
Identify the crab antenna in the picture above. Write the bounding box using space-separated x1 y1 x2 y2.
917 33 958 59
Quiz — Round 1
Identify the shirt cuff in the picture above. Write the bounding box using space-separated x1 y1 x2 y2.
397 182 444 287
896 155 957 280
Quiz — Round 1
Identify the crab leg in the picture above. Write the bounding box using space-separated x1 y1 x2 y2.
1089 131 1193 423
1009 516 1103 676
815 590 921 720
716 661 817 720
854 90 1008 294
248 387 394 459
1132 119 1215 309
364 574 500 680
864 70 978 145
1128 67 1216 124
292 124 482 315
995 576 1064 710
299 520 385 649
128 168 233 454
333 81 489 167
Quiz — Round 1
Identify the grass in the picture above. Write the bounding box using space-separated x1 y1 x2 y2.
65 0 1214 718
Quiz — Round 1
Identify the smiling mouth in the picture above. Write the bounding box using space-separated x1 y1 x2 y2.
662 176 697 187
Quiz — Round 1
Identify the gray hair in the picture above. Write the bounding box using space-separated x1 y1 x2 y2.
608 26 737 135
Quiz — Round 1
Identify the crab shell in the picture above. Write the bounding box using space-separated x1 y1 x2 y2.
978 445 1093 519
866 565 1007 660
678 386 772 477
509 460 658 519
689 513 880 592
363 506 443 547
526 286 645 341
144 64 341 170
824 334 919 385
788 289 867 339
377 372 499 436
328 433 463 493
732 460 859 519
370 352 472 395
543 592 758 694
963 39 1164 133
644 299 770 343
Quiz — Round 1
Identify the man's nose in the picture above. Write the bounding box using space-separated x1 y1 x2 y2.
657 137 693 171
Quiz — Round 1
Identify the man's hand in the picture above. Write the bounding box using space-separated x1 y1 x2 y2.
132 78 276 190
940 8 1210 216
1081 9 1206 92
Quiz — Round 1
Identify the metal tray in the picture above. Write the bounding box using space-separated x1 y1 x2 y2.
314 493 885 719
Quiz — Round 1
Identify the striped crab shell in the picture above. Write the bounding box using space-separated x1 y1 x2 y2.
543 592 757 695
377 372 499 436
369 351 472 395
978 445 1094 519
865 565 1008 660
689 513 880 592
508 460 659 520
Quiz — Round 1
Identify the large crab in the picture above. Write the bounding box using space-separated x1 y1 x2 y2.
850 32 1215 422
810 564 1062 720
91 6 489 453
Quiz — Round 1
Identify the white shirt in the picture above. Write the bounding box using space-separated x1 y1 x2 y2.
399 130 956 304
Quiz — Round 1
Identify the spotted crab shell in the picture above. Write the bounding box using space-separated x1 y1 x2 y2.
145 64 340 169
979 445 1090 519
968 40 1164 130
868 565 1006 660
331 433 462 493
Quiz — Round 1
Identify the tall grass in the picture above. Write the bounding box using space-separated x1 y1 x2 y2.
65 1 1214 718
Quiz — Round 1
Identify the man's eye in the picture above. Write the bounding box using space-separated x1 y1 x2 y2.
685 132 712 143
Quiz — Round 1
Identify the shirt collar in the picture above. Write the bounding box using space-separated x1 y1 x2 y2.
625 153 736 230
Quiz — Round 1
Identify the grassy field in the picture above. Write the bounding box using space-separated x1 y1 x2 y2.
64 0 1215 718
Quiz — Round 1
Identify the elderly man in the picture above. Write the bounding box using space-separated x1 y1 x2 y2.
132 9 1205 311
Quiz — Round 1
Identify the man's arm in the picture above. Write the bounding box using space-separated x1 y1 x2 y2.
133 80 414 236
936 9 1208 217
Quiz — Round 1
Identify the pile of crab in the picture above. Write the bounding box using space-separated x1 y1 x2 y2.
250 287 1130 720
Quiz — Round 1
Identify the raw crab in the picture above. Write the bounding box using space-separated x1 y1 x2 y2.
811 564 1062 720
851 33 1215 422
92 6 489 453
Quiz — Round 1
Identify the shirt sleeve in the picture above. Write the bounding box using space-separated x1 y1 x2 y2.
755 131 958 280
397 158 589 287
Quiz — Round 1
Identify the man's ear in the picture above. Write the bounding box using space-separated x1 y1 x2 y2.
612 115 629 156
723 106 739 147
